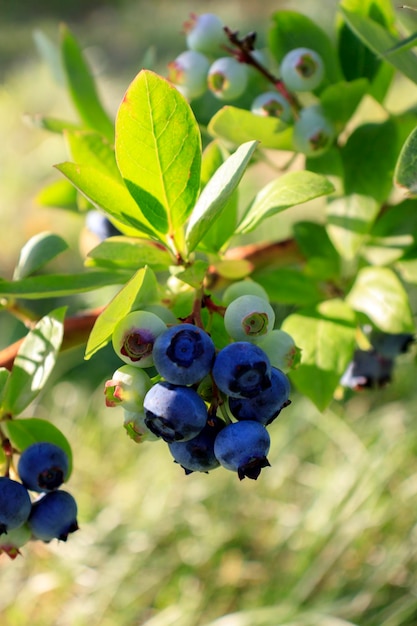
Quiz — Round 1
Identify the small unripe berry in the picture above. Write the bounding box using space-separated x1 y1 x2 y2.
256 329 301 372
224 295 275 341
207 57 248 101
222 280 269 307
105 365 153 411
251 91 292 123
112 310 167 368
184 13 227 56
280 47 325 92
168 50 210 100
292 105 335 157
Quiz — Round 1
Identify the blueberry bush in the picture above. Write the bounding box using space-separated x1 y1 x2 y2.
0 0 416 564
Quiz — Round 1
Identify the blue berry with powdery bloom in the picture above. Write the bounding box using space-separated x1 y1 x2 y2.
228 367 291 425
168 416 225 474
214 420 271 480
212 341 272 399
18 442 69 493
0 477 32 535
112 310 167 368
143 381 208 443
152 323 215 385
28 490 78 542
86 210 121 240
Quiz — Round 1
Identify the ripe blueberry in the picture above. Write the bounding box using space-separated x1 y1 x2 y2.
0 477 32 535
207 57 248 101
28 490 79 542
112 310 167 368
212 341 272 399
168 416 225 474
228 367 291 425
340 349 394 390
143 381 208 442
251 91 292 123
152 323 215 385
280 47 325 92
224 294 275 341
168 50 210 100
214 420 271 480
18 442 69 493
369 331 414 359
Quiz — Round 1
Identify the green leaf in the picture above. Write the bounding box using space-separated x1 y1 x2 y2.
36 178 78 210
26 114 82 134
84 266 158 360
0 368 9 408
326 194 380 260
1 308 66 416
237 171 335 234
4 418 73 477
208 106 293 150
60 24 113 140
340 7 417 85
268 10 343 85
346 266 415 332
86 237 173 271
362 200 417 265
282 300 357 411
33 29 65 85
172 260 209 289
396 249 417 284
254 268 324 306
0 270 130 299
56 162 157 238
293 221 341 280
320 79 369 130
115 69 201 248
64 130 121 180
394 125 417 195
13 232 69 280
185 141 258 253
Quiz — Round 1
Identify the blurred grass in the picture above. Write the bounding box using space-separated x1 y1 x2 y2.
2 1 417 626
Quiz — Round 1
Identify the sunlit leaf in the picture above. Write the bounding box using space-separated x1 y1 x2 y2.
13 232 69 280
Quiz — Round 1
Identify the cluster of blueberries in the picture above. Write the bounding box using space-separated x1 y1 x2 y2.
0 442 78 558
105 281 298 480
168 12 334 157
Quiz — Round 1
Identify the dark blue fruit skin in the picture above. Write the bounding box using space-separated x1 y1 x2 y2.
228 367 291 425
212 341 272 399
18 442 69 493
340 349 394 390
28 490 78 542
0 477 32 535
168 417 225 474
369 331 414 359
152 323 216 385
214 420 271 480
143 381 208 443
86 210 121 241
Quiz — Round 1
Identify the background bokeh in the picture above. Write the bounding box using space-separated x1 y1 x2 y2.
1 2 417 625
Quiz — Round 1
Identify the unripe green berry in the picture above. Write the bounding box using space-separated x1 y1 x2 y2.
184 13 227 56
207 57 248 101
168 50 210 100
105 365 153 411
251 91 292 123
112 310 167 368
224 294 275 341
292 105 335 157
222 280 269 307
256 329 301 373
280 47 325 92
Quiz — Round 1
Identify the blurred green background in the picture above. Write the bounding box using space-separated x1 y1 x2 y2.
1 2 417 626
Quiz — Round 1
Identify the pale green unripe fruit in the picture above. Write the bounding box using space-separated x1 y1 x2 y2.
222 280 269 307
280 47 325 92
184 13 227 56
168 50 210 100
224 295 275 341
292 105 335 157
105 365 153 411
123 410 159 443
256 329 300 373
208 57 248 101
112 310 167 368
251 91 292 123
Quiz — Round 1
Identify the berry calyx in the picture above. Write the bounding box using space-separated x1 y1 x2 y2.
280 47 325 92
224 294 275 341
251 91 292 123
18 441 69 493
